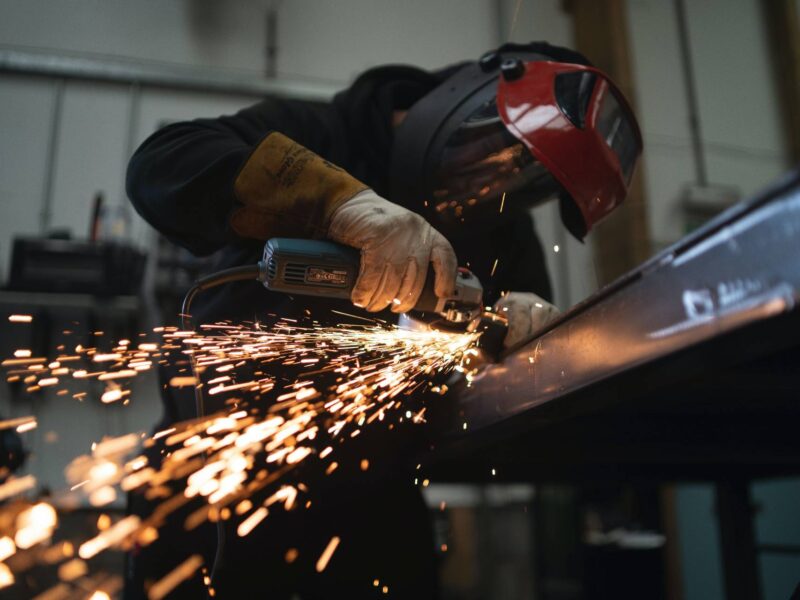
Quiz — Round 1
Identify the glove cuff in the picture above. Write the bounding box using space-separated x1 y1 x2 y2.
231 132 368 240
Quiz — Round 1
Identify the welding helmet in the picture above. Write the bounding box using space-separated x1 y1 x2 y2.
389 49 642 240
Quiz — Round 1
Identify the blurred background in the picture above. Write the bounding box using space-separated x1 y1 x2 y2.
0 1 799 598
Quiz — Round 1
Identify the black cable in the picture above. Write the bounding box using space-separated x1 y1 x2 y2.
179 262 264 593
181 264 264 416
181 264 264 328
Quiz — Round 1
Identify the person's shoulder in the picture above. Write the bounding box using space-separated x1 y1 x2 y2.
237 95 332 122
232 95 338 148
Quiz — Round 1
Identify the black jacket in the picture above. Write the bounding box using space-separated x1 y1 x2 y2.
124 43 583 599
125 47 579 326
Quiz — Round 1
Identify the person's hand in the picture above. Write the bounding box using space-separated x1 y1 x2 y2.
493 292 560 348
328 189 457 313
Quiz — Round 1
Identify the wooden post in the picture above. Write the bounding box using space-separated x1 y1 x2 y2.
566 0 651 284
761 0 800 164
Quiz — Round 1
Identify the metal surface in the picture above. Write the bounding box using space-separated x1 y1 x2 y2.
0 47 337 101
457 169 800 432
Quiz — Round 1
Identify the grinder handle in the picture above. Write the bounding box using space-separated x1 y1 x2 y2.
410 268 440 314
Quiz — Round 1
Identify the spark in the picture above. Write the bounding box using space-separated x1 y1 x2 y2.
330 309 375 323
0 536 15 562
153 427 176 440
97 514 112 531
58 558 88 582
15 502 58 549
148 554 204 600
0 563 13 589
101 388 124 403
316 535 341 572
0 475 36 501
0 416 36 431
237 507 268 537
8 314 32 323
499 191 506 213
79 515 140 559
490 258 499 277
16 420 37 433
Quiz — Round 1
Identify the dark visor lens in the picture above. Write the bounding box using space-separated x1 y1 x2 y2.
430 99 557 220
595 89 640 184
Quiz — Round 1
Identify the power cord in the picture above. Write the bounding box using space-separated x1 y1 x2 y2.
179 262 265 592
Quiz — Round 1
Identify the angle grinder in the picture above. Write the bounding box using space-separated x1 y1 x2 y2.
259 238 508 361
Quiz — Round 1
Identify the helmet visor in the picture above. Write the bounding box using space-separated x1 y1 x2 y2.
429 98 560 223
595 87 639 185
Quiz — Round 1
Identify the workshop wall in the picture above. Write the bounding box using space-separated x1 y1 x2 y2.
626 0 788 249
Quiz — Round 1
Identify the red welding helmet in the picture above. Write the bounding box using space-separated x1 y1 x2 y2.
389 49 642 240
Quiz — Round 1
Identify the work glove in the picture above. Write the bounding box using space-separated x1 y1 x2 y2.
494 292 560 348
231 132 368 240
328 189 458 313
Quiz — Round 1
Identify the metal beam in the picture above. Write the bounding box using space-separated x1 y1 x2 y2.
455 170 800 432
0 47 339 101
761 0 800 164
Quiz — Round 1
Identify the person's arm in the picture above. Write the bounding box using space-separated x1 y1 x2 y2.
127 118 250 255
126 99 457 312
126 99 358 255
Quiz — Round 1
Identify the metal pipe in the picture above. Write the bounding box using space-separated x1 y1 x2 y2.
40 78 65 234
674 0 708 186
0 48 338 101
265 5 278 79
120 81 141 219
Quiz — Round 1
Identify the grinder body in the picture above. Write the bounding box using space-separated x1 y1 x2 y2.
261 238 483 323
260 238 507 360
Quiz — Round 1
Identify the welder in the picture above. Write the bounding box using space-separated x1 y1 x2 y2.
125 41 641 598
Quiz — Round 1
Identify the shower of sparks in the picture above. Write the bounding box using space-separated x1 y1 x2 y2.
0 314 479 594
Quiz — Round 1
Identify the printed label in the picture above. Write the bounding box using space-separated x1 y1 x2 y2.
306 267 348 287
